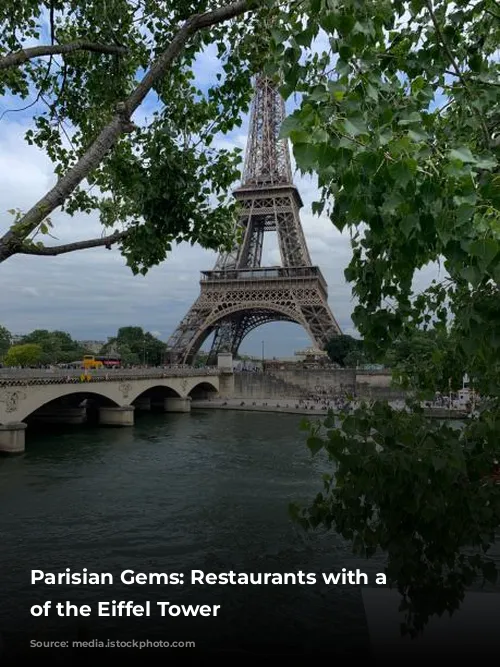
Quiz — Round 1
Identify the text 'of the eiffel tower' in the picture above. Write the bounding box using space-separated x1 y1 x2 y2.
167 75 341 364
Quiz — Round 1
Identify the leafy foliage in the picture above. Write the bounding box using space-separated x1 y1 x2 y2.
292 402 500 637
0 324 11 360
260 0 500 634
267 0 499 395
387 327 468 393
21 329 86 364
0 0 276 268
325 334 364 367
101 326 166 366
4 343 43 366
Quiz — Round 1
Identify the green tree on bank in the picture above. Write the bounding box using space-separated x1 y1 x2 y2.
4 343 43 366
325 334 369 367
101 327 166 366
0 325 11 360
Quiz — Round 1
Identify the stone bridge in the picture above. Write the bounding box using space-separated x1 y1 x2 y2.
0 360 235 454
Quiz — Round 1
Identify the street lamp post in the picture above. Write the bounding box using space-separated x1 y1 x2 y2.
261 340 265 364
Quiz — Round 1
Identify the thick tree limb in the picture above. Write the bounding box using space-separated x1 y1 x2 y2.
17 230 130 256
0 0 254 263
0 41 127 70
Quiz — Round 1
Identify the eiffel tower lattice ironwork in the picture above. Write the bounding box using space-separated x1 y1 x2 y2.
167 75 341 365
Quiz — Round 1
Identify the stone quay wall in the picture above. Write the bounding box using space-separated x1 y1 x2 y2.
234 368 405 400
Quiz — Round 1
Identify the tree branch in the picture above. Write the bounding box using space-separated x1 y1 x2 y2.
0 41 127 71
484 7 500 21
17 230 130 256
425 0 491 148
0 0 255 263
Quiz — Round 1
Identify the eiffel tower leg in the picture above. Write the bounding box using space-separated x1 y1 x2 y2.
299 303 341 349
207 320 235 365
166 295 215 365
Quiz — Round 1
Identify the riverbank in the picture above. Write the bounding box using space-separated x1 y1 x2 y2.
192 399 325 416
191 399 469 419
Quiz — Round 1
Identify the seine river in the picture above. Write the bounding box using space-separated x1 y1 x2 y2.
0 410 378 657
1 410 498 658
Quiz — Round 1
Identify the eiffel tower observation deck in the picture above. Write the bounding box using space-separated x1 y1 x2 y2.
167 75 341 365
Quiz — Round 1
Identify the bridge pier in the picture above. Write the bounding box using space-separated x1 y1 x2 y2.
0 422 27 454
218 373 234 398
163 397 191 413
217 354 234 398
99 405 135 426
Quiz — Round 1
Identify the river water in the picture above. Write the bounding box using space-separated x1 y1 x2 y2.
1 409 378 657
0 409 498 659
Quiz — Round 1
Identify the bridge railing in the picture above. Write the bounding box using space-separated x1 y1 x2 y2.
0 366 221 386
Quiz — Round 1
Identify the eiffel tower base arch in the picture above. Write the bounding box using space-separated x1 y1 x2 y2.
168 267 339 365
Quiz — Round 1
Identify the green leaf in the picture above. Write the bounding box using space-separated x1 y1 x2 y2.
398 112 422 126
366 83 378 101
431 456 446 471
455 203 474 224
482 562 497 584
408 128 427 142
293 143 318 170
468 239 498 267
388 158 417 187
279 115 303 139
312 200 325 216
295 28 314 47
460 265 482 286
474 156 497 170
400 214 419 238
448 147 476 163
307 436 324 455
299 419 310 432
379 132 393 145
271 28 287 44
308 85 329 102
343 117 368 137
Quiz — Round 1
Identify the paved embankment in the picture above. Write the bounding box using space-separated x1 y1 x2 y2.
192 399 326 416
191 399 468 420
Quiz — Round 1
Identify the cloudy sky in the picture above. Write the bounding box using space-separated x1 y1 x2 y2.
0 33 437 358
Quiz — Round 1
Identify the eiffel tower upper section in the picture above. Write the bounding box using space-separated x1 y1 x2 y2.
167 75 341 365
214 75 312 271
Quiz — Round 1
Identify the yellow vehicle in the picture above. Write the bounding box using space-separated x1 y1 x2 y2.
82 355 104 370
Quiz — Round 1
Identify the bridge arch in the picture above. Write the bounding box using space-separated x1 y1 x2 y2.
17 388 121 423
188 380 219 400
130 384 182 405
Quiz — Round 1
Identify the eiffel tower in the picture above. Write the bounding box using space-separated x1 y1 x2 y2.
167 75 341 365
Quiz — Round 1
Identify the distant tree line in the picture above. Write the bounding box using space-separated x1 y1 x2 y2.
0 324 168 367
